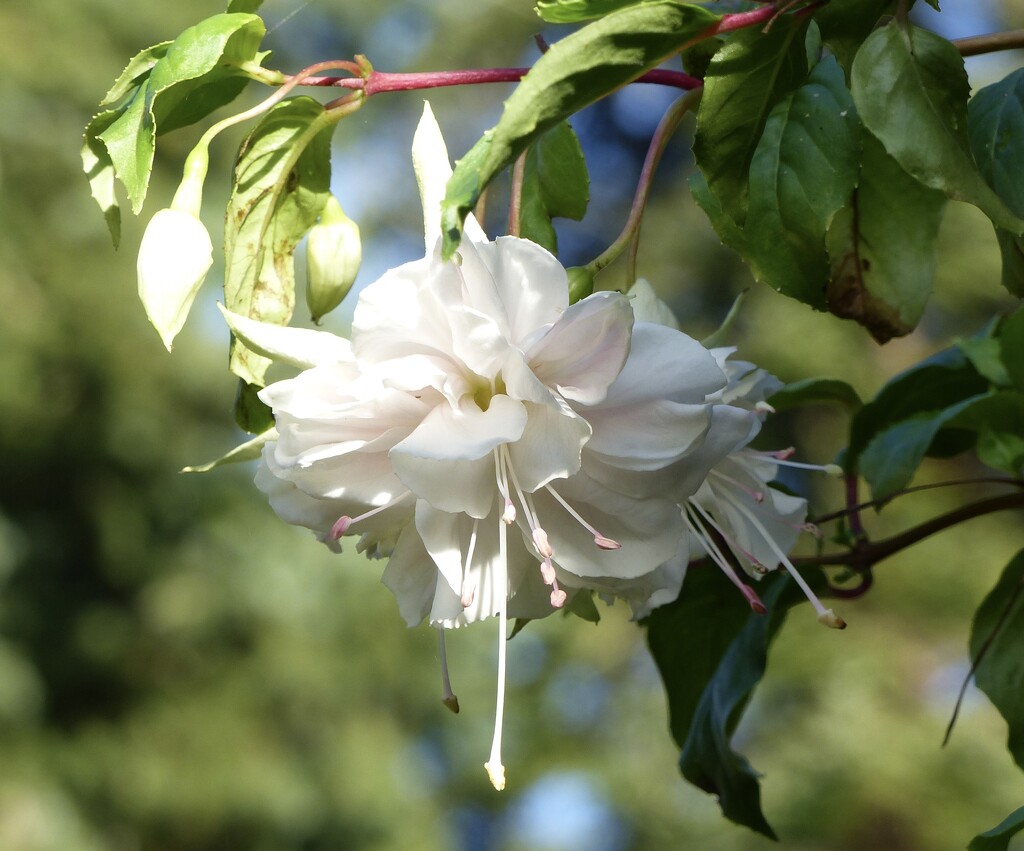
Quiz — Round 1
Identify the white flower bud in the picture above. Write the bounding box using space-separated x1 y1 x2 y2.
137 207 213 351
306 196 361 323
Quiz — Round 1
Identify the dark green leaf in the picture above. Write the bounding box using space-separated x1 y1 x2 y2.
681 35 722 79
648 569 825 838
968 806 1024 851
825 131 946 342
851 23 1024 232
813 0 892 71
847 346 987 466
234 380 275 434
535 0 645 23
565 589 601 623
441 1 719 257
957 334 1011 387
768 378 862 414
858 395 985 499
518 121 589 253
100 41 171 107
224 97 334 387
82 110 122 248
693 16 810 227
969 69 1024 295
970 549 1024 773
949 392 1024 475
1000 307 1024 392
98 13 265 212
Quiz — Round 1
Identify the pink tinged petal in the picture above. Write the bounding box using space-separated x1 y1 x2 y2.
219 305 353 368
500 349 560 405
527 292 633 405
506 399 591 492
531 473 685 580
601 322 726 408
463 237 569 344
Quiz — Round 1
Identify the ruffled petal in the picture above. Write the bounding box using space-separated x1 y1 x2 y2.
527 292 632 405
220 305 353 368
507 399 591 492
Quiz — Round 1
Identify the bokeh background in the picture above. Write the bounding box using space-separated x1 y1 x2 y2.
2 1 1024 848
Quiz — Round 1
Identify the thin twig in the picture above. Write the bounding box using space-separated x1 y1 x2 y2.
954 29 1024 57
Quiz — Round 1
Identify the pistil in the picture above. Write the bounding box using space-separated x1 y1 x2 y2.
484 514 509 791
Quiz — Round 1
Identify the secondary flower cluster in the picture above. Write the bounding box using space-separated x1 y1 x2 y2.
222 104 839 790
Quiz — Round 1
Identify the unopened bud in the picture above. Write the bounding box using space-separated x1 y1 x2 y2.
306 196 361 323
566 266 594 303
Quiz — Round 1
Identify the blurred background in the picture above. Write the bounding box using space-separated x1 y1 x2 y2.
2 0 1024 848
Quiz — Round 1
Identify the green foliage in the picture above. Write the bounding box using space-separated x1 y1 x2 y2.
181 428 276 473
693 17 810 228
517 121 590 253
441 1 719 257
768 377 863 414
81 110 123 247
851 23 1024 234
969 806 1024 851
535 0 647 23
223 97 333 393
92 13 266 213
971 549 1024 772
648 568 822 839
814 0 894 71
969 69 1024 295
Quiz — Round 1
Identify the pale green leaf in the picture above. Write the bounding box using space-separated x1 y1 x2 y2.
518 121 589 253
100 41 170 107
181 428 277 473
82 110 122 248
535 0 645 23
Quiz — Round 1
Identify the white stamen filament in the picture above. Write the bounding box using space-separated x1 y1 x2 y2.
461 519 480 608
330 489 412 539
484 513 509 791
763 453 843 477
690 498 769 574
438 630 460 714
544 484 621 549
709 469 765 503
719 490 846 629
493 451 517 524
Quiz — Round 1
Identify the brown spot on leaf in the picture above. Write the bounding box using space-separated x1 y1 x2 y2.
826 251 911 344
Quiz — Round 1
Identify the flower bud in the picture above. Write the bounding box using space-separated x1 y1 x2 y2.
566 266 595 304
137 207 213 352
306 196 361 323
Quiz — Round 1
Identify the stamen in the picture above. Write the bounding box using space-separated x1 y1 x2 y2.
544 484 622 549
755 400 776 414
484 514 509 791
461 519 480 609
687 506 767 614
532 528 553 560
438 630 460 714
330 490 412 540
761 452 843 477
719 491 846 629
493 450 517 525
690 499 769 574
709 469 764 503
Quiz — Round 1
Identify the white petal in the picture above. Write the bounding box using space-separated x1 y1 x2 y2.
627 278 680 330
394 395 527 461
527 292 633 405
412 101 486 250
507 399 591 492
584 401 711 472
137 209 213 351
381 523 439 626
219 304 353 368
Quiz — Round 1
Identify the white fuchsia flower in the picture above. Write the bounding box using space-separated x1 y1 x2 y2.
230 106 734 790
627 281 846 629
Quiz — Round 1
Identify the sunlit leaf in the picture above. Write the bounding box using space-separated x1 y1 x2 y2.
851 23 1024 233
442 1 719 257
223 97 334 388
181 428 276 473
82 110 122 248
100 41 171 107
518 121 589 253
535 0 645 23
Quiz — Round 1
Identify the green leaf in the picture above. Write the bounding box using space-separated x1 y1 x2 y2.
825 131 946 342
970 549 1024 773
227 0 265 11
648 569 820 839
813 0 893 71
518 121 589 253
234 380 275 434
956 334 1011 387
441 1 720 257
693 15 810 227
858 394 985 499
969 69 1024 295
693 56 859 310
851 23 1024 233
999 307 1024 392
181 428 276 473
82 110 122 248
847 346 987 467
565 589 601 623
224 97 334 387
949 392 1024 475
100 41 171 107
535 0 645 23
768 378 863 414
969 806 1024 851
98 13 266 212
